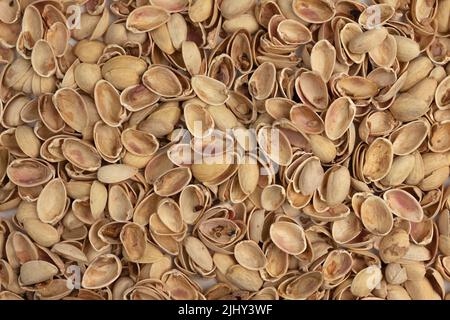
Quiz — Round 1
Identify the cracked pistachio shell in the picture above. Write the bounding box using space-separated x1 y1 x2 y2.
277 19 312 45
94 80 127 127
192 75 229 105
292 0 334 23
323 250 353 282
324 97 356 140
36 178 66 224
7 158 53 187
82 254 122 289
14 125 40 158
23 218 60 247
290 104 324 134
311 39 336 82
390 120 429 155
126 6 170 33
120 84 159 112
351 266 383 297
62 138 101 171
154 167 192 197
184 236 214 271
120 223 147 261
383 189 424 222
296 71 328 110
223 14 260 34
379 228 410 263
31 40 56 77
142 65 183 97
258 127 292 166
270 221 307 255
234 240 267 270
74 63 102 95
19 260 58 286
261 184 286 211
226 264 263 291
362 138 393 182
360 196 393 236
53 88 88 133
97 164 138 184
121 128 159 157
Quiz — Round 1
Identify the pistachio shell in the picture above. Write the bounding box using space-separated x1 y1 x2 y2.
270 221 306 255
19 260 58 286
360 196 393 236
292 0 334 23
383 189 424 222
192 75 229 105
7 158 53 187
362 138 394 182
184 236 214 271
31 40 56 77
311 40 336 82
97 164 138 184
351 266 383 297
121 128 159 157
323 250 353 282
23 218 60 247
94 80 127 127
226 264 263 291
234 240 267 270
37 178 66 224
82 254 122 289
142 65 183 97
324 97 356 140
62 138 101 171
53 88 88 133
120 223 147 261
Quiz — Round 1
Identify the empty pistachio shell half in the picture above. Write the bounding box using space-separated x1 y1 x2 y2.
1 0 450 301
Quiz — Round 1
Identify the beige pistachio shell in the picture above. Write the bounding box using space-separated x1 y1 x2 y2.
191 75 229 105
234 240 267 270
323 250 353 282
311 40 336 82
94 80 127 127
120 84 159 112
82 254 122 289
53 88 88 133
351 266 383 297
97 164 138 184
362 138 394 182
7 158 53 187
154 167 192 197
383 189 424 222
121 128 159 157
292 0 334 23
379 228 410 263
36 178 66 224
19 260 58 286
270 221 306 255
23 218 60 247
31 40 57 77
324 97 356 140
142 65 183 97
258 126 292 166
62 138 101 171
290 104 324 134
184 236 214 272
126 6 170 33
226 264 263 291
360 196 393 236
